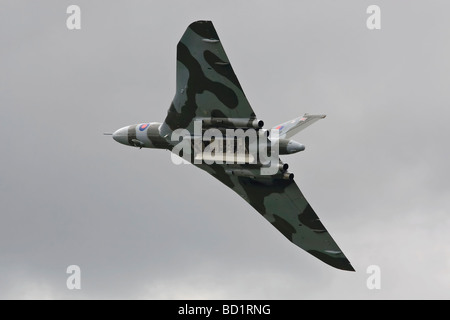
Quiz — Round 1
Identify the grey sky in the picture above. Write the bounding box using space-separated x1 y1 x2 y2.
1 0 450 299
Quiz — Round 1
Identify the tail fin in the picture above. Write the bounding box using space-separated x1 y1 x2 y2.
272 114 326 139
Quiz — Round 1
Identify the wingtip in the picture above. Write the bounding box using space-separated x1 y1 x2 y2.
189 20 213 28
342 264 356 272
187 20 218 40
307 250 355 272
334 261 355 272
332 260 355 272
303 113 327 119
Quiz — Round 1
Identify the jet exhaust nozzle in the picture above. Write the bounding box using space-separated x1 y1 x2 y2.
282 172 294 181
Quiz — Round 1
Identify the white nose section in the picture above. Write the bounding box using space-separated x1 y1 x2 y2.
112 126 129 145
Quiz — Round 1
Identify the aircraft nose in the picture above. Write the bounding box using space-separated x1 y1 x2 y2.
112 126 129 145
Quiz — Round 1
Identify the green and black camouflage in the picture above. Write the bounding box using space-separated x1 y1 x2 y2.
165 21 353 271
112 21 354 271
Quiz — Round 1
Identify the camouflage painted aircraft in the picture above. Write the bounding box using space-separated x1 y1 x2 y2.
109 21 354 271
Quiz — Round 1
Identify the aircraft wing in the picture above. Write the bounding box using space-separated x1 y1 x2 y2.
196 163 355 271
161 21 256 135
273 114 326 139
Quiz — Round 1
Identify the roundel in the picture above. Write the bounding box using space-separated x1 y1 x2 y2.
139 123 149 131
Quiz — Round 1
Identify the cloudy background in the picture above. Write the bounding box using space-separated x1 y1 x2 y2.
1 0 449 299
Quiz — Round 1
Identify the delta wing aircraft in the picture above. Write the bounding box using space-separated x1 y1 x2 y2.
109 21 354 271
